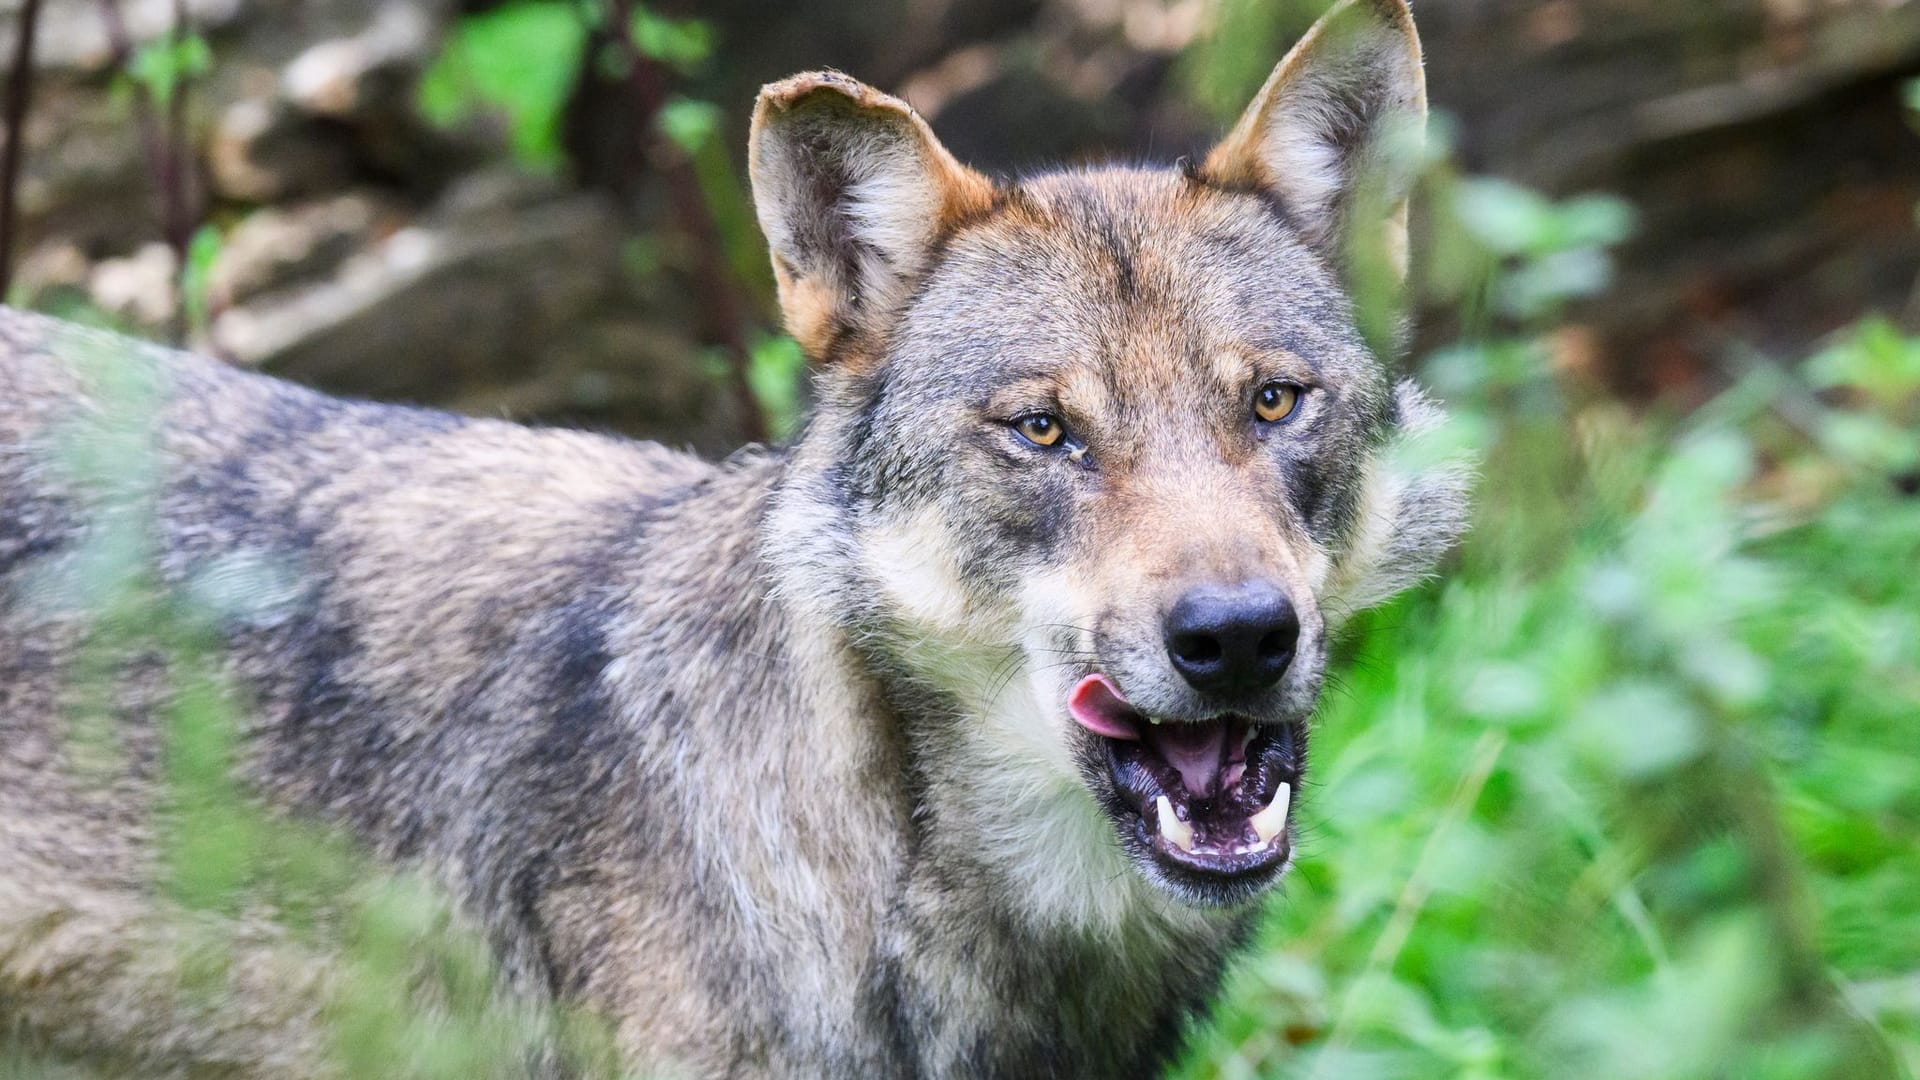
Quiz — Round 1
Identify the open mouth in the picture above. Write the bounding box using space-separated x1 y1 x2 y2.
1069 673 1300 892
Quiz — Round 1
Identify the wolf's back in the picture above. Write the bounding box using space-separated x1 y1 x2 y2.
0 306 779 1075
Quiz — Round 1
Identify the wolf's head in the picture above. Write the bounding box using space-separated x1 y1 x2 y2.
753 0 1468 918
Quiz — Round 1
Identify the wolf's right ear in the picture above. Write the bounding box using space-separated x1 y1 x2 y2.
750 72 995 364
1201 0 1426 282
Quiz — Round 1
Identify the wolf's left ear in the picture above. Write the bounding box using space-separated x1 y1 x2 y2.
1202 0 1426 281
750 72 996 364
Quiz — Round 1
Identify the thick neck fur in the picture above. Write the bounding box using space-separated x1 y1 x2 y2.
759 423 1253 1078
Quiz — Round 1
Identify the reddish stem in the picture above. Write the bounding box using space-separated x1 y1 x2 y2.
601 0 768 443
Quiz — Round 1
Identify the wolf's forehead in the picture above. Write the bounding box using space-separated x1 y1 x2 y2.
907 170 1366 390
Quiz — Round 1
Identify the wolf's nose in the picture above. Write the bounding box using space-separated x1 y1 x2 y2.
1163 583 1298 696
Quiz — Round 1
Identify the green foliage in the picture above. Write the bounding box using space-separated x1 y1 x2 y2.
1177 352 1920 1078
178 223 224 338
747 333 807 440
658 95 772 306
1173 162 1919 1080
1176 0 1325 122
418 0 590 170
416 2 716 172
123 33 212 109
656 96 719 156
627 6 712 72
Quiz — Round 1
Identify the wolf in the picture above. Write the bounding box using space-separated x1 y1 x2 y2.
0 0 1467 1075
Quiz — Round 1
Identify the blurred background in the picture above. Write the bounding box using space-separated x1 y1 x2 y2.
1 0 1917 1077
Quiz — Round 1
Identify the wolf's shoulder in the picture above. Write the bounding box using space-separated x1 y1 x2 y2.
0 305 757 619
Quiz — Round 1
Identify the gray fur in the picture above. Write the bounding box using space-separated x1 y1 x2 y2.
0 3 1467 1075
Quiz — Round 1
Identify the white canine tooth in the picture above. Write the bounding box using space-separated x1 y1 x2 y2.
1240 726 1258 753
1148 715 1162 725
1249 782 1292 845
1155 795 1195 853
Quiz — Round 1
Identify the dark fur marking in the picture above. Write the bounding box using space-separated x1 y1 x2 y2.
1283 457 1333 538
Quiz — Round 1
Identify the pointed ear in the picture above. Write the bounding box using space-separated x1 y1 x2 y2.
749 71 996 363
1201 0 1426 280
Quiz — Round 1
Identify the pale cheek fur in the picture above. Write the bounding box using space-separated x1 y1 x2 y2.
862 507 988 639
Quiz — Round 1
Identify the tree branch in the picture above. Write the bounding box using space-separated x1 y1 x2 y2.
0 0 48 300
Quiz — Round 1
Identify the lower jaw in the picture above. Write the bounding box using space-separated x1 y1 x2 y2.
1134 828 1293 905
1106 783 1296 902
1138 819 1291 881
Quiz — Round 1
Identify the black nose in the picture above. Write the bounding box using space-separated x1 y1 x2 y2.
1163 582 1299 695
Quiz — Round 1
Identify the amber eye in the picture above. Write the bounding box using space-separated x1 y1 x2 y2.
1013 413 1065 448
1254 382 1303 424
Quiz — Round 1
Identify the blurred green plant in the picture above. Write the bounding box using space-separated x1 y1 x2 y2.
418 0 717 173
413 0 779 437
178 222 223 339
1178 327 1918 1080
745 332 807 440
115 32 212 112
1177 0 1325 124
625 5 711 73
656 95 769 306
1169 99 1916 1080
418 0 590 170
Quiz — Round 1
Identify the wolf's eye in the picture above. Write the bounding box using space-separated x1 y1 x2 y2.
1012 413 1065 448
1254 382 1303 424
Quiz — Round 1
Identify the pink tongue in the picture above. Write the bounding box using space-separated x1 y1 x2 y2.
1148 722 1228 796
1067 674 1141 740
1068 675 1228 794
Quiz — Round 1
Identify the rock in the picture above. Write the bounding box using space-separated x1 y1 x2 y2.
89 243 179 331
13 241 91 295
209 192 624 400
450 316 746 456
432 167 568 219
281 3 436 121
205 192 394 309
208 98 356 201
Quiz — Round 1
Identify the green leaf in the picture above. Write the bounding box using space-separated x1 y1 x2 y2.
1452 177 1558 256
180 223 224 337
628 7 711 71
1807 317 1920 402
1572 680 1705 779
747 334 806 440
417 1 589 171
657 97 721 156
127 33 212 108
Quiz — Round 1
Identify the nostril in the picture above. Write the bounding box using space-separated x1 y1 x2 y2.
1170 633 1221 666
1256 630 1293 662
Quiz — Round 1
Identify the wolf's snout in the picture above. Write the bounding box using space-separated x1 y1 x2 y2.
1163 583 1299 696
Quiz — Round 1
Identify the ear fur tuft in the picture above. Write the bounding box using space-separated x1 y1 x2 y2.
1323 380 1472 620
749 72 995 363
